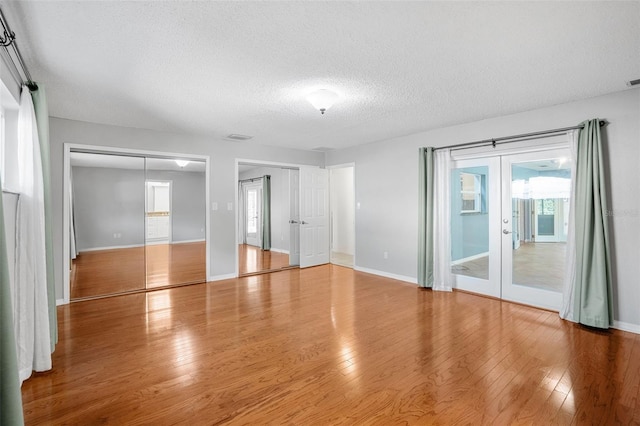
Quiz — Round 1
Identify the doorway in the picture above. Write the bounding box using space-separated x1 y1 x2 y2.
451 147 571 310
236 161 329 276
329 165 355 268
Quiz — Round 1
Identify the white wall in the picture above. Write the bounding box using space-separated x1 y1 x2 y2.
50 117 324 298
239 166 291 253
326 89 640 330
330 166 354 255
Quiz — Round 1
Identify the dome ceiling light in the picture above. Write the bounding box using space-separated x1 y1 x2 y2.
306 89 339 115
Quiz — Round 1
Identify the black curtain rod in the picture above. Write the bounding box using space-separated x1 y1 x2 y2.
434 120 606 152
0 6 37 91
239 175 269 184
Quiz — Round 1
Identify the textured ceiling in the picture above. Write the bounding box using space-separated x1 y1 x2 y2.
5 1 640 151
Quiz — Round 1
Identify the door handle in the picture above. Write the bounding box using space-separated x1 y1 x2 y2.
503 229 512 234
289 220 299 224
301 221 308 225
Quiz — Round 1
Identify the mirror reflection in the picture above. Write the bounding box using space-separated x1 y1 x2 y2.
70 152 206 300
238 164 299 275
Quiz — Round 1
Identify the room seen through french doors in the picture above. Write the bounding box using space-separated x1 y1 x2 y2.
451 148 571 310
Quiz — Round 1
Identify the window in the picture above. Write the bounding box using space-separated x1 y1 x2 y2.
460 172 482 213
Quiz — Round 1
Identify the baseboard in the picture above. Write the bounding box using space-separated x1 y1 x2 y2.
173 239 206 244
56 298 67 306
613 320 640 335
270 248 289 254
451 251 489 265
81 243 145 252
208 273 237 282
354 266 417 285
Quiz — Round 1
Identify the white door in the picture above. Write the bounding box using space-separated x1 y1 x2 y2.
299 166 330 268
244 183 262 247
450 157 501 299
289 169 301 266
451 148 571 311
500 149 571 310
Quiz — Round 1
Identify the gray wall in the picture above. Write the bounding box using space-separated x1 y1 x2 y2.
239 166 290 252
72 166 206 251
50 117 324 298
146 169 206 242
326 89 640 329
72 166 145 251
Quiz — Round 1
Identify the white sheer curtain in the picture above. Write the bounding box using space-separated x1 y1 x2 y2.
560 129 579 321
14 86 51 382
433 149 452 291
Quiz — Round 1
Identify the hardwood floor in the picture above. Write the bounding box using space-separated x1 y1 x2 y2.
452 242 566 291
71 242 206 299
24 265 639 424
238 243 292 275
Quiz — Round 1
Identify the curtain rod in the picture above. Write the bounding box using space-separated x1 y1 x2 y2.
239 175 270 184
0 6 37 90
434 120 606 152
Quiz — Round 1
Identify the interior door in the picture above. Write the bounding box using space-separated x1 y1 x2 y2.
500 149 571 310
244 184 262 247
299 166 329 268
289 169 301 266
450 157 501 298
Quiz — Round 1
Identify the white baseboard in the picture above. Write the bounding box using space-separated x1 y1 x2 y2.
174 238 206 244
451 251 489 265
56 298 67 306
613 320 640 335
145 239 169 246
270 248 289 254
81 243 145 252
354 266 417 285
208 273 237 282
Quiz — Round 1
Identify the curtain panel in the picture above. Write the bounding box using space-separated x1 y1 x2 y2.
561 119 613 328
261 175 271 251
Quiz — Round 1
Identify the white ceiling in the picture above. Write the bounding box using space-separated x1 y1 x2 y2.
6 1 639 151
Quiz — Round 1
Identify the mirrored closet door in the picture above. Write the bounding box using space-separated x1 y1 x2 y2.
69 151 206 300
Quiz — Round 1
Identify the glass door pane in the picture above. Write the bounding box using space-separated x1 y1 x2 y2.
145 157 206 289
450 157 500 298
501 149 571 310
69 152 146 299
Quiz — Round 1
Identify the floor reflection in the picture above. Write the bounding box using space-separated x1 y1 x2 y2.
239 244 292 275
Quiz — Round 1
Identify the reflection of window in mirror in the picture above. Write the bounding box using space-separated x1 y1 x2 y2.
460 172 482 214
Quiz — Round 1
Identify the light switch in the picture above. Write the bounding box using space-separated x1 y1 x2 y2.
212 202 218 211
357 202 361 210
227 202 233 211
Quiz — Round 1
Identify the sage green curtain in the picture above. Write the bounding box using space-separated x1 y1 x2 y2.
572 119 613 328
261 175 271 251
0 181 25 425
30 84 57 349
418 147 434 288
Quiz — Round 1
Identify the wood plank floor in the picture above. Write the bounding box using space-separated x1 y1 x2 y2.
71 242 206 299
238 244 291 275
23 265 639 424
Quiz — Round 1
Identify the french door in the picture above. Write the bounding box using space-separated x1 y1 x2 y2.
244 183 262 247
451 148 571 311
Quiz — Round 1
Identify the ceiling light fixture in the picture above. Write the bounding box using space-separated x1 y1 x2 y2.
175 160 189 168
306 89 339 115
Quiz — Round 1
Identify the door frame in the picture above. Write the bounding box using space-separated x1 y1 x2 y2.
145 179 173 245
234 158 322 277
450 138 571 311
62 143 211 305
241 180 263 247
327 163 356 268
